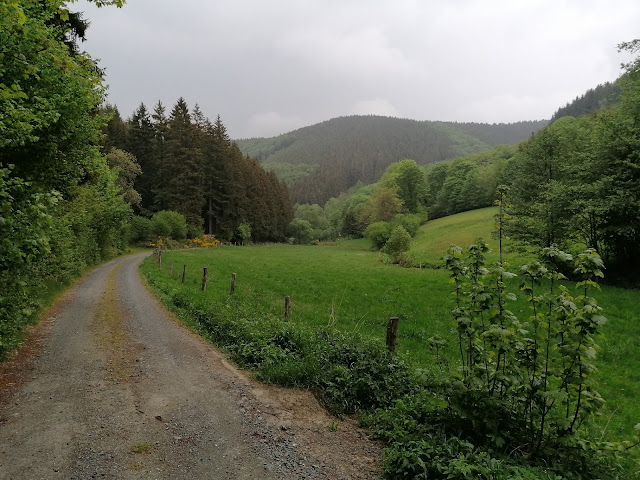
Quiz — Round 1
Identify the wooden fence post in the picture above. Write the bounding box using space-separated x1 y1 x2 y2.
201 267 208 291
230 273 237 295
158 249 162 268
284 296 291 320
181 265 187 283
386 317 400 352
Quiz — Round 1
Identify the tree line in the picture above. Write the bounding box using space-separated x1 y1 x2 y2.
104 100 293 243
1 0 130 356
286 146 513 245
549 81 620 124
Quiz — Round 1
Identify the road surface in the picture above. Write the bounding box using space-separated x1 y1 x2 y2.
0 253 381 479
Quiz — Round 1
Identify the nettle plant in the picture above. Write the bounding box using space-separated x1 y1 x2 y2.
439 188 638 467
404 186 640 480
445 237 611 457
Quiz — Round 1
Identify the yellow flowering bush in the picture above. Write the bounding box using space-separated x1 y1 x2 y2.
146 237 166 249
190 235 221 248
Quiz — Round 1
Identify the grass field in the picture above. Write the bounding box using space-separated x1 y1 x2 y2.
142 208 640 467
407 206 533 267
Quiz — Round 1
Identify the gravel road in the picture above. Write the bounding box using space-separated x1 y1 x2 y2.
0 253 382 479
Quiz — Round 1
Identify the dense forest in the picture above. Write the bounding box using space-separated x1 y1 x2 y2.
104 101 293 243
237 116 547 205
438 120 550 146
238 81 622 208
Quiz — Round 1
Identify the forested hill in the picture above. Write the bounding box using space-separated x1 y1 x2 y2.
236 116 547 205
550 81 620 123
439 120 549 146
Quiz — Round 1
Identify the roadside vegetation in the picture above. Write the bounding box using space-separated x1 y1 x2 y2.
0 0 130 358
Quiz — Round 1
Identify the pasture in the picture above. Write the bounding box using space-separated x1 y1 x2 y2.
141 208 640 453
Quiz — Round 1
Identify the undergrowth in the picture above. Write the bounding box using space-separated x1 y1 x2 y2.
151 285 415 414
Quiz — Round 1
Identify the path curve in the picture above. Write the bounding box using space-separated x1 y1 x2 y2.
0 253 382 479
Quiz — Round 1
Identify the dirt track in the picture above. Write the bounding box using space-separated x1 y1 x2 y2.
0 253 382 479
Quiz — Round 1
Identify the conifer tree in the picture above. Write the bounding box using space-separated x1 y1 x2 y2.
192 103 207 130
127 103 156 212
270 171 294 238
102 104 128 152
159 98 205 227
100 99 294 242
151 101 169 210
202 116 232 237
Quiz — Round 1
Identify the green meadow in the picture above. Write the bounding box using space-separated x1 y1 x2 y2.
142 208 640 458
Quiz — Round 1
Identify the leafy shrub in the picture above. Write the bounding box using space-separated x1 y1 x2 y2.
235 222 252 245
367 215 421 256
384 436 561 480
41 170 131 281
383 225 411 260
0 168 54 357
317 226 337 241
311 330 414 413
128 216 152 244
405 238 626 478
390 213 421 237
151 211 187 240
365 221 392 249
190 235 221 248
150 214 171 238
287 218 314 244
186 222 203 239
0 166 131 357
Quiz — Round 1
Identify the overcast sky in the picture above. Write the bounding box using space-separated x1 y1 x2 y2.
74 0 640 139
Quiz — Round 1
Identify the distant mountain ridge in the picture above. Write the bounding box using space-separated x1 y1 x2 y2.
236 115 547 205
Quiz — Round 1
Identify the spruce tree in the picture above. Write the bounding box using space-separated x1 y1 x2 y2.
151 101 169 210
102 104 128 152
205 115 237 238
127 103 156 213
202 117 232 237
159 98 205 227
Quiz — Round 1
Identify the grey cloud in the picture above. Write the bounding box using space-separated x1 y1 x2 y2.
76 0 640 138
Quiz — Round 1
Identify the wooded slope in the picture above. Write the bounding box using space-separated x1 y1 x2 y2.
237 115 547 204
550 81 620 124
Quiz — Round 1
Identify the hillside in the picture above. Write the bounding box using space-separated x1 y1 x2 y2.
236 116 547 205
549 81 620 123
